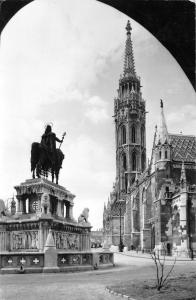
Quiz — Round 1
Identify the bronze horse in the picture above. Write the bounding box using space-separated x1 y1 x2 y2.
31 142 64 184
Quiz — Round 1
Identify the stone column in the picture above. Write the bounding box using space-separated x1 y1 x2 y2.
61 202 64 218
39 222 44 251
69 204 74 219
57 200 62 217
16 196 23 214
16 197 20 213
37 194 42 213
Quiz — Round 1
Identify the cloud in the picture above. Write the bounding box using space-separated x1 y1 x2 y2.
61 134 115 227
167 104 196 135
84 95 110 124
85 107 109 124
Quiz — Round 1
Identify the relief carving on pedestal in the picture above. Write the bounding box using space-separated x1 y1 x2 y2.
11 231 38 250
54 232 79 250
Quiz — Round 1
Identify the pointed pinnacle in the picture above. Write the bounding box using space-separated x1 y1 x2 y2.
126 20 132 35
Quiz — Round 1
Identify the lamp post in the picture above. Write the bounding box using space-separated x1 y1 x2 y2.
119 199 125 252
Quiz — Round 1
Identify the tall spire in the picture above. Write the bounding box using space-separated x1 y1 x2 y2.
159 99 169 144
123 20 136 77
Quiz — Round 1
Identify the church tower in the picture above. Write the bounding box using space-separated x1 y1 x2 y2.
114 21 146 195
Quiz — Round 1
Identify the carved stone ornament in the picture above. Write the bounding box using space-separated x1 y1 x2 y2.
41 193 50 214
78 208 91 225
11 231 38 250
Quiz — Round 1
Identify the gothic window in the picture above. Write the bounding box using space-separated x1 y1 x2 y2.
159 150 162 160
132 151 137 171
132 125 136 143
141 127 145 146
121 125 126 144
141 152 146 172
122 153 127 170
165 150 168 159
125 173 128 192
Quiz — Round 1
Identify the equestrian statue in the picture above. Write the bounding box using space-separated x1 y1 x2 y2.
31 124 66 184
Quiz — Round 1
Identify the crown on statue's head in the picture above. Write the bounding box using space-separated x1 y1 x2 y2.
44 122 53 129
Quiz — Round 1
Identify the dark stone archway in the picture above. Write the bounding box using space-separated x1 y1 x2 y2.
0 0 195 90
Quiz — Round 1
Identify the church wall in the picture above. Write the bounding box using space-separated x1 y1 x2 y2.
124 197 132 248
112 216 124 246
141 181 153 250
160 200 172 244
145 182 153 226
189 193 196 250
154 201 161 246
155 162 171 192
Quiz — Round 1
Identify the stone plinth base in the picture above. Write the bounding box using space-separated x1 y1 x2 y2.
44 248 57 268
0 251 114 274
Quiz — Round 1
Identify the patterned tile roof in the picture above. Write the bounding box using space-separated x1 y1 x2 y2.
111 201 126 217
169 134 196 162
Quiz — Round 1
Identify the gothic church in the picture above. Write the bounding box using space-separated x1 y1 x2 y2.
103 21 196 257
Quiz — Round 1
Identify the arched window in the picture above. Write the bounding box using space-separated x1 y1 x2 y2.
132 152 136 171
122 153 127 170
165 150 168 159
121 125 126 144
125 173 128 192
132 125 136 143
141 127 145 146
159 151 162 160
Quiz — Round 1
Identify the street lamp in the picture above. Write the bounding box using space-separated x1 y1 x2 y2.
118 199 125 252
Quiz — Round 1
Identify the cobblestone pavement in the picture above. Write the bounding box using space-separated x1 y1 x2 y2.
0 253 195 300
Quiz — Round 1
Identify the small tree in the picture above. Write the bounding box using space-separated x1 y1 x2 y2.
151 247 176 291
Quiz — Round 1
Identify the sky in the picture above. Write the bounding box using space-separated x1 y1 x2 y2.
0 0 195 229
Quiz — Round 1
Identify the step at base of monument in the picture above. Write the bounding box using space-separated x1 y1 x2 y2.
59 265 93 273
0 267 43 274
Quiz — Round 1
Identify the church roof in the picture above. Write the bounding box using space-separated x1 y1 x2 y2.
111 200 126 217
169 134 196 162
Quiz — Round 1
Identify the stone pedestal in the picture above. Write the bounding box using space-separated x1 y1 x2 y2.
43 229 59 273
14 178 75 219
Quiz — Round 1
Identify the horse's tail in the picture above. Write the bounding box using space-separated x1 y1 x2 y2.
31 142 40 171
